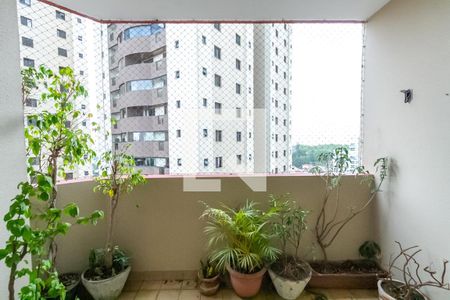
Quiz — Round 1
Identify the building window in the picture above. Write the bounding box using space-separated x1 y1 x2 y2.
284 72 287 79
284 39 287 47
202 67 207 76
284 56 287 63
25 98 37 107
57 29 66 39
175 71 180 78
65 172 73 180
202 35 206 44
214 46 221 59
81 104 86 109
215 130 222 142
55 10 66 20
235 33 241 46
78 35 83 41
283 103 287 111
236 83 241 95
249 132 252 138
236 107 242 118
79 53 84 58
84 171 89 176
275 100 278 107
82 121 87 126
23 58 35 67
248 41 252 48
19 0 31 6
214 74 221 87
275 29 279 38
204 158 209 167
275 151 278 158
175 40 179 48
236 155 242 165
275 134 278 142
20 16 32 27
176 100 181 108
21 37 33 48
283 119 287 126
275 117 278 125
58 48 68 57
214 102 222 114
236 131 242 142
177 159 182 166
203 129 208 137
202 98 208 107
123 24 164 40
275 47 278 55
275 83 278 90
236 59 241 70
80 70 84 75
77 17 82 23
275 65 278 73
215 157 222 168
176 129 181 137
213 23 221 31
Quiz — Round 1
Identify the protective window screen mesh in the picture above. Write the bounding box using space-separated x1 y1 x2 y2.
16 0 364 179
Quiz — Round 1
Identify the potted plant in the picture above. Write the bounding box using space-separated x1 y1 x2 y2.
308 147 389 289
378 242 450 300
268 194 312 300
82 150 145 300
198 258 220 296
0 66 103 300
200 200 280 298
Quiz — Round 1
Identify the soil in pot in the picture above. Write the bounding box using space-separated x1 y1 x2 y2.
308 259 388 289
310 259 383 274
380 280 425 300
271 256 311 280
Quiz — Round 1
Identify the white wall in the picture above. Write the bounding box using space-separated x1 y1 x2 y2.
0 0 28 297
363 0 450 298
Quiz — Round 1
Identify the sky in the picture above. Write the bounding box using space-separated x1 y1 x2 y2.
290 23 364 146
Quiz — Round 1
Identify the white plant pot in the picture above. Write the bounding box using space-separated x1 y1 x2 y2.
82 266 131 300
377 279 425 300
268 267 312 300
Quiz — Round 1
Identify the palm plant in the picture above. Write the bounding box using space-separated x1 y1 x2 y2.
200 200 280 274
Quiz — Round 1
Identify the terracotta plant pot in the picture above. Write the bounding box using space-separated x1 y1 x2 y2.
269 260 312 300
197 271 220 296
226 265 266 298
377 279 425 300
81 266 131 300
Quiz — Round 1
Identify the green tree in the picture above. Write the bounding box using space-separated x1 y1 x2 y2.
292 144 347 168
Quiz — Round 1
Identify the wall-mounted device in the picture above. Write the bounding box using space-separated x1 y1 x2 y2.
400 89 413 103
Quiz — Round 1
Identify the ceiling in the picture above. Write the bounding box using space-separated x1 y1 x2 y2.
40 0 391 23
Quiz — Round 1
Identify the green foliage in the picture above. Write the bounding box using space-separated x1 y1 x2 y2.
94 148 146 199
359 241 381 260
93 148 145 274
88 247 130 280
310 146 388 260
0 65 104 300
200 200 280 274
200 258 219 279
292 144 347 168
269 194 309 257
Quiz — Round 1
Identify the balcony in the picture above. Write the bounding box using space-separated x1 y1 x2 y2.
2 0 450 300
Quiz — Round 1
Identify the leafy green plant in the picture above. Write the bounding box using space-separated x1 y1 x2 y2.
91 149 146 278
310 147 388 260
0 65 103 300
359 241 381 260
200 258 219 279
269 194 311 280
200 200 280 274
87 247 130 280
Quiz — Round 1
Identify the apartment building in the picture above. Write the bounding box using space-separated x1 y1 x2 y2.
16 0 110 179
108 23 292 175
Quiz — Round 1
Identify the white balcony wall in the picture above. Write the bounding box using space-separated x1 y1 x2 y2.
364 0 450 298
0 0 28 297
